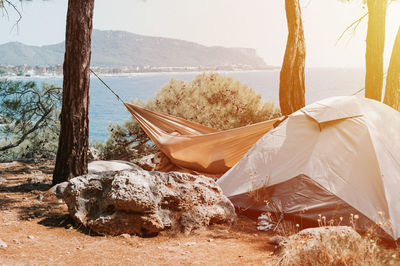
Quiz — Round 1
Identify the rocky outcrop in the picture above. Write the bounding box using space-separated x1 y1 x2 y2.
63 167 236 236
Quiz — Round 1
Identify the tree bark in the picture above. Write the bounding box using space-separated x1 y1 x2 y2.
383 26 400 110
365 0 387 101
52 0 95 185
279 0 306 116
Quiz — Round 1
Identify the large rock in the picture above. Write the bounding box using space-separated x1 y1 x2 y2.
63 167 236 236
88 160 140 173
136 152 170 171
49 181 69 199
275 226 361 252
87 147 102 161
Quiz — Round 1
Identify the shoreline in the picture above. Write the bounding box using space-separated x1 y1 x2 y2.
0 68 281 80
0 66 366 81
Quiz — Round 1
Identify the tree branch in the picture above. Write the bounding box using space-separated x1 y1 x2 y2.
0 107 52 152
1 0 22 31
336 12 368 45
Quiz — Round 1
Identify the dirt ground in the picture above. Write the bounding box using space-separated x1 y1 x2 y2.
0 161 275 265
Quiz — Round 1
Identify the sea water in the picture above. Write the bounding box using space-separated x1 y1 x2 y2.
24 68 365 142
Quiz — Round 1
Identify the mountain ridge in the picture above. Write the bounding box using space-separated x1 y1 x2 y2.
0 29 268 69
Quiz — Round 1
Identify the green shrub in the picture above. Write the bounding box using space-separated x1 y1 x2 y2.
101 72 280 161
0 80 61 161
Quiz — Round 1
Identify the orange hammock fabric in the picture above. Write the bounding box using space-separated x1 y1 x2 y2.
124 103 280 174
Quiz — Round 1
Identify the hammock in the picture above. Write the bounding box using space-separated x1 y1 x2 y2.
124 103 281 174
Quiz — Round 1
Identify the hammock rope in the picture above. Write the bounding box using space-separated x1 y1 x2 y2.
90 68 125 103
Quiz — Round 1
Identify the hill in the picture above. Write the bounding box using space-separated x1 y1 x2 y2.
0 29 268 69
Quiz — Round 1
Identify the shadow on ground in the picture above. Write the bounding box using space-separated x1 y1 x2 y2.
0 183 52 193
0 197 19 210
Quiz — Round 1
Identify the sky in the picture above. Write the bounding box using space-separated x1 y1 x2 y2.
0 0 400 67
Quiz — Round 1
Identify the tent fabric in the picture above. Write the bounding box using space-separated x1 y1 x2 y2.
229 174 390 239
124 103 280 174
217 96 400 240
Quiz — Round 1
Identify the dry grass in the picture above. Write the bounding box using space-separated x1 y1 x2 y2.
273 214 400 266
249 176 400 265
276 230 399 265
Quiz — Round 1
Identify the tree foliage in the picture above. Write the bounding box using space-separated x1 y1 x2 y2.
101 73 280 161
0 80 61 161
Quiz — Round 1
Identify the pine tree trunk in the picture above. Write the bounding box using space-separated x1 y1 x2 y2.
279 0 306 116
52 0 95 185
383 26 400 110
365 0 387 101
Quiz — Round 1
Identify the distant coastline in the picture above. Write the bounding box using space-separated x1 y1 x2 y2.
0 66 365 81
0 66 281 80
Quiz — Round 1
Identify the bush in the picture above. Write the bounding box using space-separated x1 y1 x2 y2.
0 80 61 161
101 72 280 161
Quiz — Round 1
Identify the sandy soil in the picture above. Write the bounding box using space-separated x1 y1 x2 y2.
0 161 275 265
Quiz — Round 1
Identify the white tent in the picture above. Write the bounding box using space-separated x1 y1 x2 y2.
217 96 400 240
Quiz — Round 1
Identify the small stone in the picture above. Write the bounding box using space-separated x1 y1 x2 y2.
207 238 214 242
4 195 10 199
0 176 6 183
0 239 7 248
37 194 44 201
184 242 196 246
120 234 130 239
27 235 34 240
32 200 41 205
12 239 20 244
27 176 45 184
31 170 43 175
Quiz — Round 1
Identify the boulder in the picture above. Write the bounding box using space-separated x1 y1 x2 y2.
63 167 236 236
137 154 158 171
49 181 69 199
137 152 177 172
49 161 144 199
88 160 140 173
279 226 361 252
87 147 102 161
